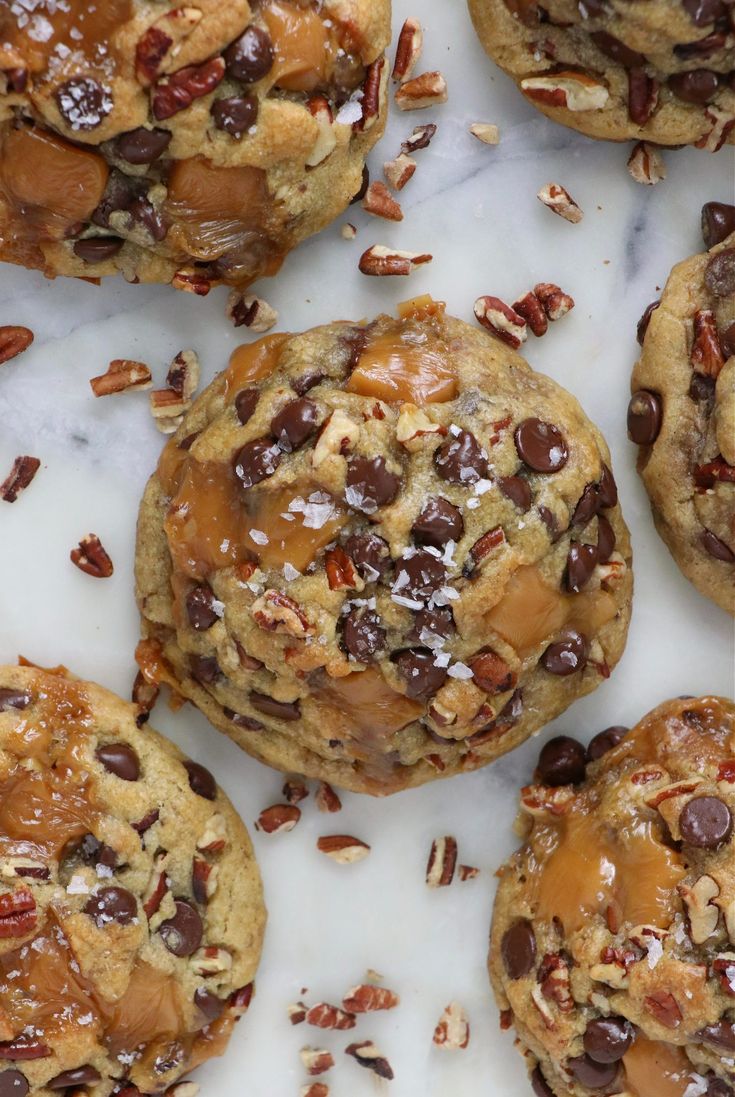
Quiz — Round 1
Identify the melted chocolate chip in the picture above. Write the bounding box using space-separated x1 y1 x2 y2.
271 398 319 452
186 585 220 631
159 899 203 957
412 497 464 548
675 32 725 60
55 76 111 130
669 69 719 103
572 483 599 528
223 707 264 732
350 164 370 204
73 237 124 262
538 506 562 543
211 94 258 137
627 390 662 445
233 437 282 489
530 1067 553 1097
498 475 532 511
596 516 616 563
590 30 646 66
587 725 628 761
566 541 598 592
689 372 717 406
190 655 221 685
92 171 137 228
49 1067 101 1090
680 795 733 848
684 0 727 24
583 1017 634 1063
501 919 536 979
128 196 167 242
0 1073 28 1097
96 743 140 782
434 429 488 484
345 456 401 513
568 1055 619 1089
393 549 447 601
291 369 326 396
514 418 568 473
84 886 138 926
393 648 447 700
194 988 225 1022
235 388 259 425
184 760 217 801
597 464 618 509
80 833 118 869
0 689 31 711
702 529 735 562
707 1076 733 1097
224 25 274 83
343 608 386 663
249 691 301 721
540 630 589 676
705 249 735 297
537 736 587 786
702 202 735 249
409 607 455 643
115 127 172 164
637 300 660 345
342 532 392 580
700 1022 735 1050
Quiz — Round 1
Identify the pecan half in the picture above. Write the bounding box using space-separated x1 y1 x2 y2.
70 534 114 578
256 804 301 834
0 456 40 503
473 296 527 348
359 245 432 276
152 56 225 121
0 326 33 365
392 17 423 82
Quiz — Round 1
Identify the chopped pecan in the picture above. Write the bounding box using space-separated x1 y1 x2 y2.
301 1085 329 1097
132 670 159 726
345 1041 394 1079
325 547 363 592
467 526 506 572
644 990 682 1028
300 1047 334 1076
342 984 400 1013
135 7 202 85
312 409 360 467
167 349 200 402
392 17 423 82
256 804 301 834
396 403 444 446
401 123 437 153
459 865 479 881
694 457 735 489
362 181 403 221
713 955 735 995
252 590 312 637
473 296 527 348
196 813 227 853
152 56 225 120
0 887 36 938
691 309 725 378
426 836 457 887
520 784 574 818
395 71 447 111
282 778 309 806
354 57 384 132
433 1001 470 1049
305 1002 356 1030
315 782 342 813
0 326 33 365
90 359 152 397
226 292 278 332
190 946 232 976
288 1002 308 1025
679 875 720 945
192 858 218 903
521 71 609 110
627 142 666 185
0 456 40 503
469 651 516 695
537 183 583 224
469 122 500 144
512 291 548 337
70 534 114 578
316 835 370 864
229 983 254 1017
534 283 575 321
171 268 212 295
306 95 336 167
538 953 574 1012
359 245 432 276
143 850 170 917
384 153 416 191
0 1037 50 1059
695 106 735 153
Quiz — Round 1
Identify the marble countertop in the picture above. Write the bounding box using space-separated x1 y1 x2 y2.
1 2 734 1095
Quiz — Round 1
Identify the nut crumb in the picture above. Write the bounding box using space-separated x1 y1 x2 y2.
283 778 309 805
345 1041 394 1080
469 122 499 144
433 1001 470 1050
341 223 357 240
459 865 480 881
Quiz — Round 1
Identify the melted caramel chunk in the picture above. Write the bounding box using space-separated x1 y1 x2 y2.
0 0 131 72
396 295 447 322
244 487 347 571
311 667 423 742
485 565 617 656
262 0 333 91
347 327 457 405
0 769 97 860
225 334 289 394
609 696 735 771
166 157 271 262
106 962 185 1055
623 1037 692 1097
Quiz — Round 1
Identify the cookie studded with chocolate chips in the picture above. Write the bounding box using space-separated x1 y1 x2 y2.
0 663 265 1096
489 696 735 1097
629 210 735 616
135 298 632 795
0 0 389 291
468 0 735 148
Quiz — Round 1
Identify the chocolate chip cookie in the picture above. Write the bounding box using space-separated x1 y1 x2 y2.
0 0 389 290
135 298 632 795
629 206 735 616
490 695 735 1097
0 662 265 1096
468 0 735 148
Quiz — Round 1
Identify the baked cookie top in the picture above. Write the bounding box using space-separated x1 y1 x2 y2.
629 209 735 616
0 663 265 1097
135 299 632 795
490 695 735 1097
468 0 735 148
0 0 389 289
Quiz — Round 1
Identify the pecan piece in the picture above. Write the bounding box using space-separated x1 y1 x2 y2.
345 1041 393 1079
691 309 725 378
521 71 609 110
226 292 278 332
300 1047 334 1076
152 57 225 121
90 359 152 397
392 17 423 82
401 123 437 153
433 1001 470 1049
679 874 720 944
362 181 403 221
359 245 432 276
1 456 40 503
316 835 370 864
0 326 33 365
256 804 301 834
469 122 500 144
627 142 666 185
513 291 548 337
305 1002 356 1030
426 836 457 887
473 296 527 348
282 778 308 806
70 534 114 578
252 590 312 637
384 153 416 191
132 670 159 726
354 57 384 132
143 851 170 918
644 990 682 1028
395 71 447 110
342 984 400 1013
325 547 363 592
315 782 342 813
534 283 575 321
135 7 202 85
466 526 506 573
537 183 583 223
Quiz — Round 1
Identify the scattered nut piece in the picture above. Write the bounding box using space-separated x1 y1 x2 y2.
473 296 527 349
396 403 444 446
89 359 152 397
345 1041 394 1080
395 71 447 111
341 223 357 240
315 782 342 813
469 122 500 145
283 778 309 805
433 1001 470 1050
426 836 458 888
1 456 40 503
342 984 400 1013
359 245 432 277
70 534 114 579
305 1002 357 1030
627 142 666 185
401 123 437 153
316 834 371 864
362 181 403 222
384 153 416 191
512 291 548 337
534 282 575 321
392 17 423 83
256 804 301 834
0 325 33 365
695 106 735 153
458 865 479 881
171 268 212 295
226 291 278 332
300 1047 335 1076
288 1002 308 1025
537 183 583 224
252 589 312 637
166 349 200 402
301 1085 329 1097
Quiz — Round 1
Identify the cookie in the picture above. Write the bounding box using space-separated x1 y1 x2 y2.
0 1 389 290
0 663 265 1096
629 207 735 617
135 298 632 795
489 695 735 1097
468 0 735 148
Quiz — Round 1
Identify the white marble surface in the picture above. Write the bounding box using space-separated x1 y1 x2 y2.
1 2 734 1095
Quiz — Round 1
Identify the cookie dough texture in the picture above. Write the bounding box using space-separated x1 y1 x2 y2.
490 696 735 1097
630 230 735 616
468 0 735 147
135 304 632 795
0 664 265 1097
0 0 389 289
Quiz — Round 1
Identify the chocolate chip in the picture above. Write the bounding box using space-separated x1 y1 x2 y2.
583 1017 634 1063
684 0 727 23
92 171 137 229
224 25 274 83
249 691 301 721
412 497 464 548
707 1076 733 1097
702 529 735 562
409 607 455 643
84 886 137 926
55 76 111 130
680 795 733 848
79 833 118 869
705 249 735 297
501 919 536 979
343 607 386 662
342 532 392 580
568 1055 619 1089
233 437 282 489
627 390 662 445
702 202 735 249
48 1067 101 1090
73 237 124 262
530 1067 553 1097
572 483 599 528
393 648 447 700
189 655 221 685
223 707 264 731
689 372 717 405
537 735 587 786
345 456 401 513
596 516 616 563
597 464 618 509
132 809 159 835
590 30 646 66
115 127 172 164
514 418 568 473
434 429 488 485
291 369 326 396
393 549 447 602
669 69 719 103
538 505 561 543
674 32 725 60
211 94 258 137
128 196 167 242
235 388 259 425
540 630 589 676
350 163 370 204
0 689 31 711
498 475 532 511
587 725 628 761
566 541 598 592
271 398 319 452
184 760 217 801
194 988 224 1022
636 300 660 345
159 899 203 957
186 585 220 631
700 1022 735 1050
96 743 140 781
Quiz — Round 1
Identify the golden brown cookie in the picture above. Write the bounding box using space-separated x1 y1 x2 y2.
489 695 735 1097
629 206 735 617
0 663 265 1097
0 0 389 290
135 299 632 795
468 0 735 148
